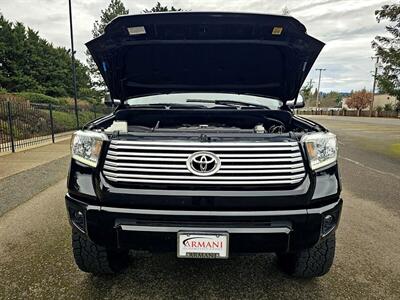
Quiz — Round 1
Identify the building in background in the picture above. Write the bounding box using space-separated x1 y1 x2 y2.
342 94 397 110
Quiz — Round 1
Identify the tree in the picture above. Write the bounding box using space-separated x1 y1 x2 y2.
320 91 342 108
383 103 394 111
372 4 400 104
282 6 290 16
143 2 181 13
0 13 91 97
86 0 129 97
335 94 343 106
300 80 313 106
346 89 373 115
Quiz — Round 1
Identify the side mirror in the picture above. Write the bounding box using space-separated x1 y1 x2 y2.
287 95 305 109
104 93 121 107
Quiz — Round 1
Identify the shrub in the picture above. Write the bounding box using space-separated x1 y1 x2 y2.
0 92 25 102
45 86 68 98
16 92 59 105
61 97 92 110
383 103 393 112
376 106 383 113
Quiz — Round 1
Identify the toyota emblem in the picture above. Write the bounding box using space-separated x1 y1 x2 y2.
186 151 221 176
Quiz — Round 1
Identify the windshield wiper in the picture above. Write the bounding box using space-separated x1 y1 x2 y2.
128 103 207 109
186 99 269 110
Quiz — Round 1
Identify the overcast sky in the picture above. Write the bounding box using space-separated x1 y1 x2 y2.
0 0 395 92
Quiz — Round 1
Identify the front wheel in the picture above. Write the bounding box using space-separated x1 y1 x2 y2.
72 229 129 274
277 234 336 278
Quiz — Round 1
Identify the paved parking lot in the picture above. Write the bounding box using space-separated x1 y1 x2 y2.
1 116 399 299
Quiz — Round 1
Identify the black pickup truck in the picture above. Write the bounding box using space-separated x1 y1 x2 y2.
66 12 342 277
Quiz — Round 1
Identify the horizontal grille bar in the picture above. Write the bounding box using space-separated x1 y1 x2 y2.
103 139 306 186
103 165 305 174
104 161 305 170
109 145 299 151
106 154 303 163
107 150 302 158
103 177 304 185
110 140 299 147
103 171 305 180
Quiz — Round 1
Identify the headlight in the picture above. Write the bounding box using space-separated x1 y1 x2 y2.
301 132 337 170
71 131 107 167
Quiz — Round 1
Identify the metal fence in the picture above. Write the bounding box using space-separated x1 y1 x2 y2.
0 99 111 153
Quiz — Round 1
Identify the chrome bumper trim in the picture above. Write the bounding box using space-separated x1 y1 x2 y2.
85 200 341 217
100 206 307 216
307 200 341 214
119 225 292 234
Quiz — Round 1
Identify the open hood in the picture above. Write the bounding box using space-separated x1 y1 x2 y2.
86 12 324 103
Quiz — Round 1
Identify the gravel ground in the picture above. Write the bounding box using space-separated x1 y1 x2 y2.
0 116 399 299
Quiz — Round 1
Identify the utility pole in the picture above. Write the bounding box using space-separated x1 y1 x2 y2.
68 0 80 129
370 56 380 117
315 68 326 110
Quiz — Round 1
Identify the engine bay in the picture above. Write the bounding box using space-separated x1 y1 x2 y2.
127 121 287 134
90 108 319 137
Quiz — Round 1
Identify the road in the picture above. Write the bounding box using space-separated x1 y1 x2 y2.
1 116 400 299
309 116 400 215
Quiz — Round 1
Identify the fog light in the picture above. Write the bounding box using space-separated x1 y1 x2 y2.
69 208 86 233
322 214 335 236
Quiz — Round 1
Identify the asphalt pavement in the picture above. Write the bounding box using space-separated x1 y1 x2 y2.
0 116 399 299
308 115 400 215
0 139 70 216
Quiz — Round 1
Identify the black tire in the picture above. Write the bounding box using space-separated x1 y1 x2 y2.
72 229 129 274
277 234 336 278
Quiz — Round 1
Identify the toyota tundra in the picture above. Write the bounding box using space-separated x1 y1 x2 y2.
66 12 342 277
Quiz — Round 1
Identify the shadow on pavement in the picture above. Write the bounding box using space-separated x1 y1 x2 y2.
81 254 322 299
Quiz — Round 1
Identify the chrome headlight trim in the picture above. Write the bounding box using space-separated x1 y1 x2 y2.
301 132 338 171
71 130 108 167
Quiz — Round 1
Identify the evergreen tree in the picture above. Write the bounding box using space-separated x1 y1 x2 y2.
0 13 91 97
143 2 181 13
300 80 313 106
86 0 129 96
281 6 290 16
372 4 400 104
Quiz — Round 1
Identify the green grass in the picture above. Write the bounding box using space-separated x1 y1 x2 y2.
52 111 97 132
389 143 400 158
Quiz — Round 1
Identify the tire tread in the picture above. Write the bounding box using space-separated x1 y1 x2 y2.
278 234 336 278
72 229 128 274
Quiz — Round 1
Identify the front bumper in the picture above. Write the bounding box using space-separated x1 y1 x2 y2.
66 194 342 254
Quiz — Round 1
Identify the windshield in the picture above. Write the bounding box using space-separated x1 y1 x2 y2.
125 93 282 110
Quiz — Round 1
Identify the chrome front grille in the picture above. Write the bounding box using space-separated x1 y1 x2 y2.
103 140 306 186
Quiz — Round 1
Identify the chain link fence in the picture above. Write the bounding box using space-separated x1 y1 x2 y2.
0 99 112 153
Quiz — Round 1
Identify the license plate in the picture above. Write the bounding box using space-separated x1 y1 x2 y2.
177 232 229 259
